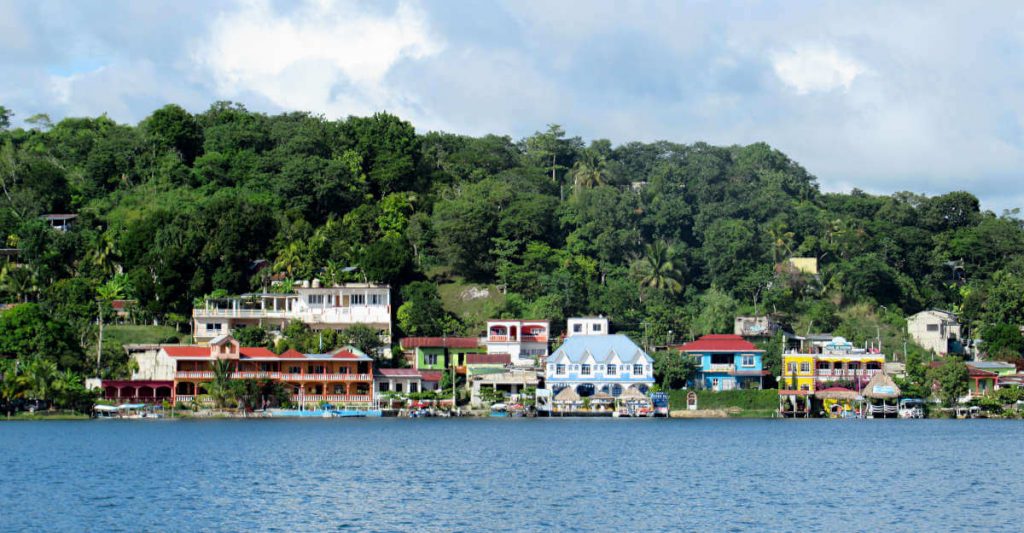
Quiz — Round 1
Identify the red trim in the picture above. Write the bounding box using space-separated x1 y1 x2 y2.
674 334 762 353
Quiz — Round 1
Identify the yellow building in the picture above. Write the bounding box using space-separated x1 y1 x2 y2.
780 337 885 393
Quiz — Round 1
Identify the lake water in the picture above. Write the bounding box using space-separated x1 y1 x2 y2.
2 419 1022 532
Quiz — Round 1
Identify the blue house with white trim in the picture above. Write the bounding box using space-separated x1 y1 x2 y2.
545 334 655 398
675 334 768 391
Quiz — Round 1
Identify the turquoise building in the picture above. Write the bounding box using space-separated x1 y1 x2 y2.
676 334 768 391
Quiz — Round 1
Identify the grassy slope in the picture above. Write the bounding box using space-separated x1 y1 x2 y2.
437 281 507 334
103 325 186 345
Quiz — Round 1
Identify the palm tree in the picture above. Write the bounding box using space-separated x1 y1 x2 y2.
207 359 237 409
0 359 28 418
570 150 609 191
53 369 84 411
767 221 795 264
274 242 306 278
95 275 131 376
22 357 57 405
1 264 38 303
633 242 684 295
88 232 121 277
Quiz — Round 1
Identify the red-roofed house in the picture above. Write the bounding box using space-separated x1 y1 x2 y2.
129 336 377 407
675 334 767 391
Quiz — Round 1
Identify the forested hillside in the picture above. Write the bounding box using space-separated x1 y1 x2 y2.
1 103 1023 377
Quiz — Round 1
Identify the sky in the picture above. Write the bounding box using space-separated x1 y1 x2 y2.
1 0 1023 212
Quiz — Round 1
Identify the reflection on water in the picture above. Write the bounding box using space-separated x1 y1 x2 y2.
1 419 1022 531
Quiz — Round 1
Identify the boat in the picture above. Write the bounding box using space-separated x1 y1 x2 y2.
898 398 926 419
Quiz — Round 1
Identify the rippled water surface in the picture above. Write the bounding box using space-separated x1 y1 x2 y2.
2 418 1023 531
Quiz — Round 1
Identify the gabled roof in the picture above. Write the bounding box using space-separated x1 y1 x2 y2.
400 337 482 349
374 368 421 378
239 347 277 359
549 334 652 365
467 353 510 365
163 346 211 358
277 349 306 359
419 370 443 382
676 334 761 353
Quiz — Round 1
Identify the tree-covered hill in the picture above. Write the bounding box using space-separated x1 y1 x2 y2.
1 103 1022 375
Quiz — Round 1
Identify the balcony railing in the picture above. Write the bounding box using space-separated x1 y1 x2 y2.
708 364 734 372
175 371 372 382
521 334 548 342
489 335 510 342
290 394 372 403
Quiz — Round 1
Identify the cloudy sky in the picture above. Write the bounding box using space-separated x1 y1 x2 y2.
2 0 1022 211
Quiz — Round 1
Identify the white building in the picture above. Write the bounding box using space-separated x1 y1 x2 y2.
566 317 609 337
485 319 550 366
192 281 392 352
907 310 962 355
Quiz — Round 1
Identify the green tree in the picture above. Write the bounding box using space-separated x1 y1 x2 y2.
343 325 384 361
652 350 697 389
632 241 684 296
0 304 85 372
979 324 1024 359
233 326 272 349
207 358 236 409
397 281 448 337
930 358 969 407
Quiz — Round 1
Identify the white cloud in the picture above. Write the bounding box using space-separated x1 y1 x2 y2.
771 45 866 94
194 0 443 118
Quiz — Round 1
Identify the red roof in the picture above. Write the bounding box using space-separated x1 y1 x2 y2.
400 337 481 349
278 349 307 359
239 347 277 359
676 334 760 353
929 361 998 378
419 370 443 382
466 353 510 365
331 349 365 360
375 368 422 378
163 346 210 358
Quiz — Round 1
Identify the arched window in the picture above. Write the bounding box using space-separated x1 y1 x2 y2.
576 383 595 397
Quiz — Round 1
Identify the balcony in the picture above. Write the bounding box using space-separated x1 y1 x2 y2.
707 364 734 372
290 394 372 404
193 306 391 325
521 334 548 342
489 335 510 342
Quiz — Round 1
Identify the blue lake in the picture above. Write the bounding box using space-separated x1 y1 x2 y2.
1 419 1022 531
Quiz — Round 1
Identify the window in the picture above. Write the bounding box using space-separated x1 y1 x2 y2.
581 364 591 376
395 383 403 393
555 364 566 375
786 362 796 373
633 364 644 376
288 366 301 374
800 362 810 373
926 324 939 332
593 323 602 332
350 294 366 305
409 383 419 393
425 354 437 366
369 293 385 305
308 365 325 374
309 294 325 305
606 364 616 375
205 323 221 332
573 324 583 333
741 355 755 367
712 378 719 389
800 384 810 391
333 385 345 394
379 382 390 392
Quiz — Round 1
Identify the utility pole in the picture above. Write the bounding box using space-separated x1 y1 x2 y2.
96 299 104 377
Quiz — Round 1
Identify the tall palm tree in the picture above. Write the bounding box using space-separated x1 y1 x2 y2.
53 369 83 411
633 242 684 295
95 275 131 376
767 221 795 264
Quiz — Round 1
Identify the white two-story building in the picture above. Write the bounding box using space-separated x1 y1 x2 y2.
485 319 550 366
192 281 392 353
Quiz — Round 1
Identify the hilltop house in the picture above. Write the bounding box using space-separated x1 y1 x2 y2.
545 334 654 398
907 310 962 355
192 281 392 355
675 334 768 391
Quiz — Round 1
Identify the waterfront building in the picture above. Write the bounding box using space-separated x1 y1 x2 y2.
907 310 963 355
485 319 550 366
375 368 427 395
779 337 885 393
676 334 768 391
545 334 654 398
125 335 378 407
192 281 392 355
